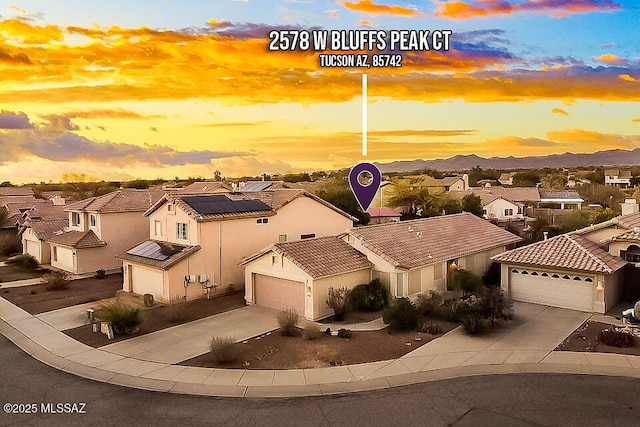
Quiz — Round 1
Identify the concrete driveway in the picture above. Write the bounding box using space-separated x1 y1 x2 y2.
98 305 280 364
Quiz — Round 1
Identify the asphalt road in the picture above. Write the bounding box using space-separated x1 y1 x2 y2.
1 335 640 426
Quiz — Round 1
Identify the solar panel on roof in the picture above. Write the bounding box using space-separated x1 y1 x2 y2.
182 195 271 215
242 182 273 192
127 240 184 261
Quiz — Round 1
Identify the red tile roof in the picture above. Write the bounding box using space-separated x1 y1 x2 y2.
65 189 164 213
46 230 106 249
367 207 401 218
492 234 626 274
351 212 522 270
21 218 68 241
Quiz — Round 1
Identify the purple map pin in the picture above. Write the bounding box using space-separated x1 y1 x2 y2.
349 162 382 212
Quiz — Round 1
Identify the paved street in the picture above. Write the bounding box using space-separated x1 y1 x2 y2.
1 335 640 426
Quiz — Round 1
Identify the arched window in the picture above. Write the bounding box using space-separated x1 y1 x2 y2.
541 272 549 277
573 276 582 281
512 269 519 274
552 274 560 278
562 275 570 280
585 277 593 282
521 270 529 275
531 271 539 276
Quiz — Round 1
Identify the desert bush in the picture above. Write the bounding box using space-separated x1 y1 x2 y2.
479 287 514 325
210 336 238 363
460 312 484 335
44 270 69 291
6 254 38 270
0 240 22 257
277 308 299 336
337 328 352 338
431 303 456 322
383 298 419 331
599 328 635 348
165 296 189 323
97 302 144 335
449 269 482 296
416 290 443 315
349 278 389 311
326 286 351 321
450 296 481 321
95 269 106 279
302 322 323 340
418 321 442 335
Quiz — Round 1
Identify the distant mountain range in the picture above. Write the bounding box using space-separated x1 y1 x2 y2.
374 148 640 173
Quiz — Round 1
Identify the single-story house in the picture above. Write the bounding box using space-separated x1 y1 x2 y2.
479 194 523 221
492 233 626 313
344 212 521 298
367 207 401 224
539 191 583 210
498 173 517 186
241 236 374 320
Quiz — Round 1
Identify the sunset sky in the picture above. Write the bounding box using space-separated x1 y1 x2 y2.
0 0 639 183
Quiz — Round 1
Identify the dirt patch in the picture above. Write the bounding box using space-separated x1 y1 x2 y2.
0 265 48 282
556 320 640 356
2 274 122 314
64 292 247 347
320 309 383 324
181 317 459 370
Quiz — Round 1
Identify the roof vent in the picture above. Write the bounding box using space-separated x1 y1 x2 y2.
634 227 640 233
407 226 414 232
416 231 423 237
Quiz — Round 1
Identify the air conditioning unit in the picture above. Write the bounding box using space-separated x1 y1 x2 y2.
199 274 208 283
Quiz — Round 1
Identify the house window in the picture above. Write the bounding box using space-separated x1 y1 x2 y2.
257 218 269 224
176 223 189 240
52 246 57 262
301 233 315 239
541 272 549 277
562 275 570 280
434 263 443 280
72 212 81 226
504 208 513 216
482 209 487 215
89 214 97 227
154 220 163 237
278 234 287 243
271 255 278 265
625 253 640 263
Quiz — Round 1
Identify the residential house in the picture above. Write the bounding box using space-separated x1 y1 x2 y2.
370 181 393 208
604 169 632 188
117 189 355 303
433 174 469 192
498 172 517 186
0 187 35 204
493 203 640 313
478 194 523 221
367 207 401 224
20 218 68 263
1 199 62 251
344 213 521 298
538 191 583 210
241 236 374 320
177 181 230 193
46 189 164 275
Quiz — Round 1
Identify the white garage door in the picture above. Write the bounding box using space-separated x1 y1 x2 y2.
510 268 594 312
254 274 304 314
130 265 164 300
25 239 39 261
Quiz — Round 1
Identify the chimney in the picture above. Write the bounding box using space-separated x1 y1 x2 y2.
51 195 65 206
621 199 639 217
543 231 549 240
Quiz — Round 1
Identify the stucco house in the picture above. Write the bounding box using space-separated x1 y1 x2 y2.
367 207 401 224
241 236 374 320
604 169 632 188
117 189 355 303
498 173 517 186
538 191 583 210
46 189 163 275
20 218 70 264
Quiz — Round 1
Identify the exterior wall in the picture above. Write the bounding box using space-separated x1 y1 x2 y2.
76 246 111 274
608 241 638 258
244 251 310 306
581 227 628 244
123 263 166 303
148 204 199 246
447 180 465 191
313 269 370 320
22 228 50 264
483 199 522 221
94 211 151 271
603 270 623 313
50 245 75 272
68 211 87 232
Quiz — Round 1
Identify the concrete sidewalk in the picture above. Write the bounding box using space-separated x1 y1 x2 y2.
2 297 640 398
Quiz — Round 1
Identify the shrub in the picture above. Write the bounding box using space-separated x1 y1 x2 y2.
416 290 443 315
302 322 323 340
337 328 352 338
460 312 484 335
480 286 513 326
431 303 456 322
418 321 442 335
44 270 69 291
449 269 482 296
210 336 238 363
277 308 299 336
450 296 481 321
599 328 635 348
97 302 144 335
6 254 38 271
326 286 351 321
95 269 106 279
383 298 419 331
349 278 389 311
0 240 22 257
165 296 189 323
482 262 501 287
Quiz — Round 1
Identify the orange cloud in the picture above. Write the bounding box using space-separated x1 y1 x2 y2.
340 0 423 17
434 0 622 19
8 6 26 14
594 53 626 65
632 118 640 123
552 108 569 115
619 74 638 82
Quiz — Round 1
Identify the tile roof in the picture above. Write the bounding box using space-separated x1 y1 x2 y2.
2 200 55 227
492 234 626 274
539 190 583 201
367 207 401 218
350 212 522 270
605 169 631 178
65 189 164 213
117 240 201 270
177 181 230 193
46 230 106 249
609 229 640 243
23 203 67 220
486 187 541 202
0 187 34 197
21 218 68 241
242 236 374 279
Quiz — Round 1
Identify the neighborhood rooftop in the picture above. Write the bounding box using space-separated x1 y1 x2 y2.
492 233 626 274
46 230 106 249
20 218 68 241
182 195 272 216
65 189 165 213
350 212 522 270
117 241 201 270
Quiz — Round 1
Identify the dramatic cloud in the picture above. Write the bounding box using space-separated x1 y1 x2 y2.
42 114 79 131
339 0 423 16
593 53 627 65
552 108 569 115
434 0 622 19
63 109 164 120
0 111 33 129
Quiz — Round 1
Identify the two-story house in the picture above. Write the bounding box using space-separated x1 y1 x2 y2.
604 169 632 188
117 189 355 303
46 189 163 275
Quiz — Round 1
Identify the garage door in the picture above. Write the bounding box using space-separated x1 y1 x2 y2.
24 239 39 261
254 274 305 314
510 268 594 312
130 265 164 300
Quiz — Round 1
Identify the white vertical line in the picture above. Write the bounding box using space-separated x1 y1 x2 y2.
362 73 367 157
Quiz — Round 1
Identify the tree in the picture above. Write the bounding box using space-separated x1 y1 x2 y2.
125 179 150 189
543 172 567 190
315 177 370 225
585 169 604 185
62 173 113 201
450 269 482 297
462 194 483 217
558 210 590 232
579 184 624 209
513 170 541 187
589 207 618 224
213 170 222 182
